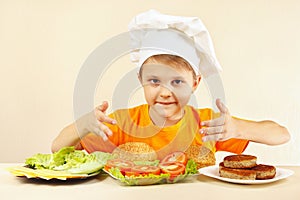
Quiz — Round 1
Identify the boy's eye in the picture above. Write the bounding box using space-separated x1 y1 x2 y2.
172 80 183 85
149 79 160 84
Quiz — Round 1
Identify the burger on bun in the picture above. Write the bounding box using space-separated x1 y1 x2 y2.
112 142 158 161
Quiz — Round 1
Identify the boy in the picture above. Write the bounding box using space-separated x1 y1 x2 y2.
52 54 289 159
51 10 290 159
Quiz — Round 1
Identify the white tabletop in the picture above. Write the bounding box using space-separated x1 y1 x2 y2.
1 163 299 200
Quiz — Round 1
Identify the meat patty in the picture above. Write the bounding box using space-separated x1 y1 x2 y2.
223 154 257 169
219 155 276 180
219 162 257 180
252 164 276 180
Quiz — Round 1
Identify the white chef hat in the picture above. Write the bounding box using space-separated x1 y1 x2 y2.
128 9 222 77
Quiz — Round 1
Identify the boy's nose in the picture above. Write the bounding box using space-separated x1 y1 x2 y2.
159 86 172 98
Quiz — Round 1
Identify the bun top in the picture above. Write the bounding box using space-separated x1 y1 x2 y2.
112 142 158 161
185 145 215 169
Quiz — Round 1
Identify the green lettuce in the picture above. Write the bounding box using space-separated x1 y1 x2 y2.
184 159 198 175
51 146 76 168
108 167 169 185
66 151 113 174
25 146 112 174
108 159 198 185
25 153 52 169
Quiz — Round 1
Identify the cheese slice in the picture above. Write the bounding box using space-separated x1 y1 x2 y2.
7 166 90 180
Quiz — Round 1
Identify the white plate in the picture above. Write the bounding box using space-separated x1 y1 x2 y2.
199 165 294 184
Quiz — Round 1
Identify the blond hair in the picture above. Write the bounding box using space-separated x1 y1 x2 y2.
140 54 197 79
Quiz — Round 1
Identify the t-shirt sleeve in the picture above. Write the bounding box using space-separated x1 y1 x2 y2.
215 138 249 154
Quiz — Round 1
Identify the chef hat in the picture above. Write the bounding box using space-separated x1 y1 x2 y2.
128 9 222 77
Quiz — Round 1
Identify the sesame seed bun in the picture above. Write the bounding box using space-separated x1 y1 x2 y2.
112 142 158 161
185 145 216 169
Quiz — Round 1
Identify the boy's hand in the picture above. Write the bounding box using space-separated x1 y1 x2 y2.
75 101 116 141
199 99 239 142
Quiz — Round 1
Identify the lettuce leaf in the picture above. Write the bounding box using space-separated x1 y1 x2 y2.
25 147 112 174
107 159 199 185
184 159 198 175
25 153 52 169
66 151 112 174
51 146 76 168
108 167 169 185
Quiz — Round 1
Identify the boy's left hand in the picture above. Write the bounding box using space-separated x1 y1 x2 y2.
200 99 239 142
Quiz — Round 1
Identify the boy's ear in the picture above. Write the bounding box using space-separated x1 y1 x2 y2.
192 75 201 92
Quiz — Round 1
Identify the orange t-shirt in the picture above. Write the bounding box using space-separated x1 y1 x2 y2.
80 104 249 159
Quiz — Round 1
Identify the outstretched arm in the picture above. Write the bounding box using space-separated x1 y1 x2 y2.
199 99 290 145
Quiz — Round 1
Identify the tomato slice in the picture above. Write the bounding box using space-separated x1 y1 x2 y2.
161 152 187 165
159 162 186 177
125 165 161 177
104 159 135 173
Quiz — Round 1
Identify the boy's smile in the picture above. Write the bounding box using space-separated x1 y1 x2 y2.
156 101 177 105
139 63 200 127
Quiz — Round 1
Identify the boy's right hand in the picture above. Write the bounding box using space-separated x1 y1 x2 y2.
75 101 117 141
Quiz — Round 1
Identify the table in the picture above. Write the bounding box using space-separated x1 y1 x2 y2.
1 163 299 200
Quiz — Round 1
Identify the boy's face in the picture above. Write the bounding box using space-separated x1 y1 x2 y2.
139 63 201 125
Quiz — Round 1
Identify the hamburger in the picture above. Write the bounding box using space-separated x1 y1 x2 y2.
112 142 158 161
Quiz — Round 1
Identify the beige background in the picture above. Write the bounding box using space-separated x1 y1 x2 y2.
0 0 299 164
